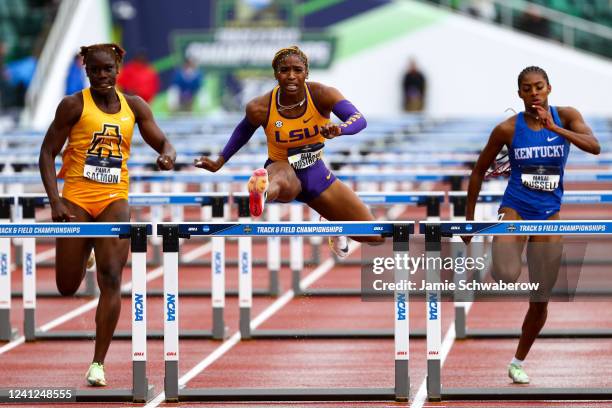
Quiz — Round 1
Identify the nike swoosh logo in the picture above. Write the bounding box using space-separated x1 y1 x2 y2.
547 136 558 142
109 193 119 198
303 116 313 123
326 172 331 180
121 117 130 121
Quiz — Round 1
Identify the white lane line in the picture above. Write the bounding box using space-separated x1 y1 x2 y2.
411 302 473 408
0 242 212 356
144 206 406 407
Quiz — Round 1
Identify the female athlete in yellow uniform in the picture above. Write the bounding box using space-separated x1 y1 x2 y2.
39 43 176 386
196 46 382 254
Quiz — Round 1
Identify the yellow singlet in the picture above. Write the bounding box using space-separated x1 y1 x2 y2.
264 84 329 161
57 88 135 218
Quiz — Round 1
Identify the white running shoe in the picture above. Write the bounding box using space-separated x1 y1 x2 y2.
86 362 107 386
508 363 530 384
329 235 350 258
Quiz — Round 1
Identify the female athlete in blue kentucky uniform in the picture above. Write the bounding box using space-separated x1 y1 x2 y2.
465 66 599 384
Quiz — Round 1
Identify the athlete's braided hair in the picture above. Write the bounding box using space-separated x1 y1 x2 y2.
517 66 549 88
79 43 126 67
272 46 308 74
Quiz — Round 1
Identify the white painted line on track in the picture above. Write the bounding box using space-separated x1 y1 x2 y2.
411 302 473 408
144 205 407 407
0 242 212 356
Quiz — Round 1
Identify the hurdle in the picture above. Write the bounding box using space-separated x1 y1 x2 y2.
297 192 445 296
421 220 612 401
160 221 413 402
0 222 153 402
0 196 17 341
448 191 612 339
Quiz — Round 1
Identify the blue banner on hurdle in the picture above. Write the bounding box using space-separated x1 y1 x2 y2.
0 223 152 237
161 222 410 237
420 221 612 236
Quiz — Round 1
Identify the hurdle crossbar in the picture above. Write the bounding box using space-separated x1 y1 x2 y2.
421 220 612 401
160 221 412 402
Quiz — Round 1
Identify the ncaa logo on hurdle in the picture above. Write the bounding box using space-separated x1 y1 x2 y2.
134 293 144 321
214 252 222 275
396 293 406 321
428 292 438 320
25 253 33 276
507 224 517 232
166 293 176 322
241 251 249 275
0 253 7 276
465 224 473 232
243 225 252 234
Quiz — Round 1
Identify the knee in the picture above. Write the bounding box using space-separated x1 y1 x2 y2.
273 177 301 201
56 280 80 297
97 270 122 292
490 261 520 283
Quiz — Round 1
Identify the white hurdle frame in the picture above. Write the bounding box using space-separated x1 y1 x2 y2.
422 220 612 402
160 221 412 402
0 222 153 402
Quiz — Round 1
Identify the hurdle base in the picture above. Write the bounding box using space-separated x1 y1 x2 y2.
0 328 18 341
75 384 154 403
438 387 612 400
177 387 397 401
250 328 426 339
33 329 220 340
461 328 612 339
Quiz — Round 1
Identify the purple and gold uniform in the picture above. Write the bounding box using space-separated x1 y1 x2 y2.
57 88 135 217
263 84 336 202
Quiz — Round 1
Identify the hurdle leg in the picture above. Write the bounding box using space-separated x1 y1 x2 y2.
0 232 16 340
238 218 252 339
161 225 180 401
451 202 468 339
393 224 410 401
267 205 281 297
22 235 36 341
425 225 442 401
211 198 226 339
130 225 151 402
290 204 304 295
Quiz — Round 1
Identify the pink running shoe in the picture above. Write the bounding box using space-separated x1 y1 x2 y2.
247 168 269 217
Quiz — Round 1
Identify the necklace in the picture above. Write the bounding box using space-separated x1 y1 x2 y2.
277 88 305 111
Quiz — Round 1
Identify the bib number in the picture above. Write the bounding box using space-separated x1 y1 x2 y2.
287 143 324 170
521 165 560 192
83 156 122 184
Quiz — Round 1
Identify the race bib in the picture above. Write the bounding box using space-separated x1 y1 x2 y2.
287 143 324 170
521 165 561 192
83 155 122 184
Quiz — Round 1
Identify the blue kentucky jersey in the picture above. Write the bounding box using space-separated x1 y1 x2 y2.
500 106 570 219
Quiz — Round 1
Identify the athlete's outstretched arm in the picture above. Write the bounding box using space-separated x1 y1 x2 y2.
129 96 176 170
466 122 511 222
38 96 81 221
195 96 267 172
533 105 600 154
309 83 367 139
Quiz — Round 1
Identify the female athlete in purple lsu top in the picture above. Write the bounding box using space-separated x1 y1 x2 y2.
465 66 600 384
195 46 383 255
